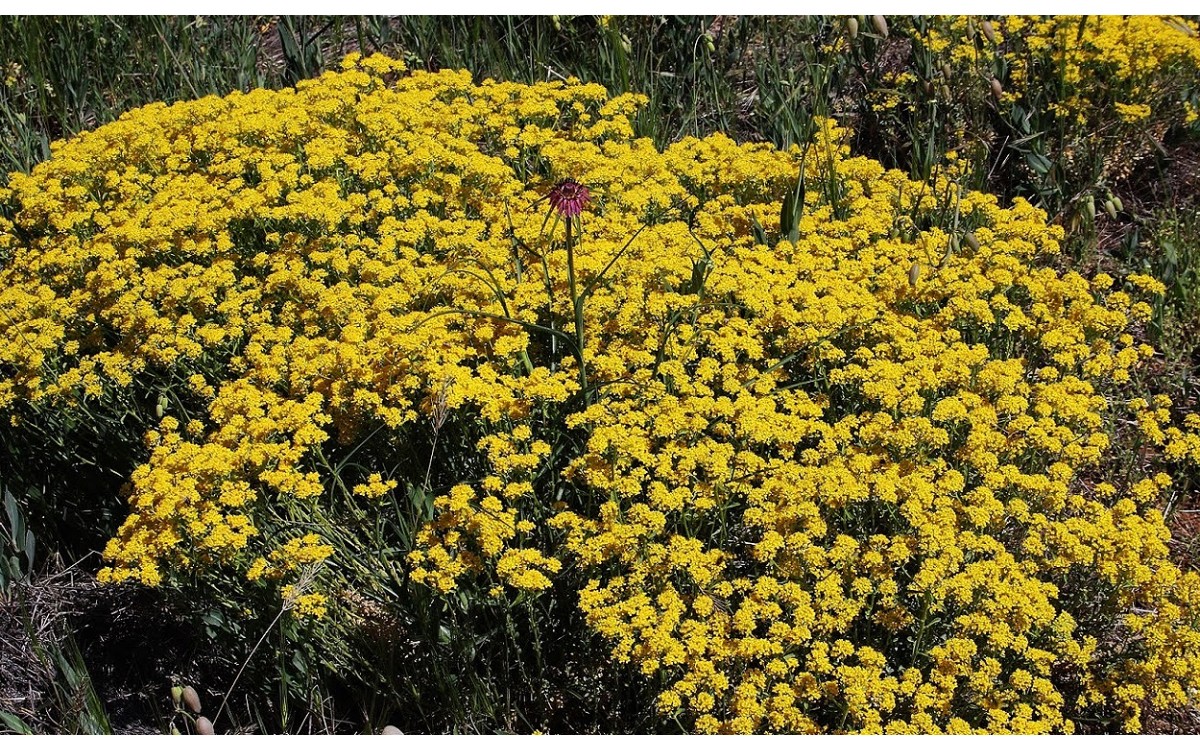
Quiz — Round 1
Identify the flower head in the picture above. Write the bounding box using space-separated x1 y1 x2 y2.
547 178 590 218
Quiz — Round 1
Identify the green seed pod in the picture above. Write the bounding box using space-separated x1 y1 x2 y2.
195 716 215 735
1112 195 1124 213
908 261 921 286
846 17 859 39
981 20 996 43
171 726 181 736
1085 195 1096 220
1104 200 1118 220
382 726 404 735
182 686 201 714
704 34 715 53
171 686 184 708
964 232 980 252
156 393 167 419
872 15 889 39
949 235 961 254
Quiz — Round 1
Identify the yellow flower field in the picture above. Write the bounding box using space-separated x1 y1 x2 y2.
2 41 1200 734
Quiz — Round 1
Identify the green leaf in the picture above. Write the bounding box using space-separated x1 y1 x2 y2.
750 214 767 246
0 710 33 734
780 190 796 237
1025 152 1053 176
3 488 20 542
684 258 710 296
24 530 35 570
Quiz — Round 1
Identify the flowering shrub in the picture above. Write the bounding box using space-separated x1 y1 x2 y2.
862 15 1200 211
903 16 1200 127
2 52 1199 733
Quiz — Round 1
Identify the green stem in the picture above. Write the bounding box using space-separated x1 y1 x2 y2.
565 217 589 402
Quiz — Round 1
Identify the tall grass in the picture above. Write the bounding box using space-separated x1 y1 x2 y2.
0 17 871 176
0 17 268 173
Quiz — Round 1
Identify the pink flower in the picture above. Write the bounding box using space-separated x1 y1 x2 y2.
547 178 590 218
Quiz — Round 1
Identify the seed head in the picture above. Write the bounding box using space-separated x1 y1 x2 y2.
547 178 590 219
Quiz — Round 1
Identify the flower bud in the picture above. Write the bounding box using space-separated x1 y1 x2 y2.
1085 195 1096 220
872 15 888 39
1112 195 1124 213
382 726 404 735
1105 200 1118 220
908 261 921 286
981 20 996 43
964 232 980 252
991 78 1003 100
195 716 215 735
846 17 859 39
182 686 202 713
170 686 184 708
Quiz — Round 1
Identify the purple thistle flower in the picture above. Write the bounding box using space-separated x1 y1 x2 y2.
547 178 590 218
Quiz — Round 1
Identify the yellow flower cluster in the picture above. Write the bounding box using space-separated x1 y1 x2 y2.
247 533 334 582
1001 16 1200 126
906 16 1200 183
283 586 329 620
2 53 1199 732
409 427 560 593
910 16 1200 119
